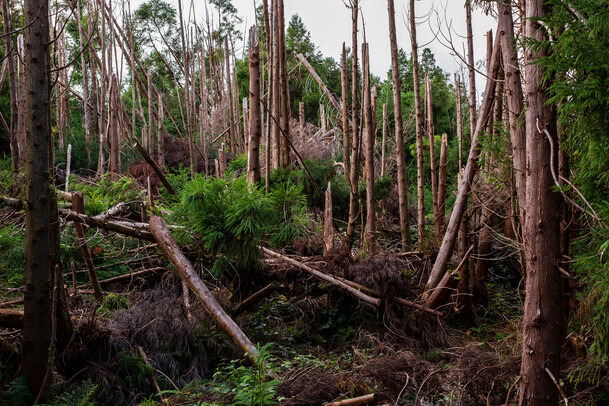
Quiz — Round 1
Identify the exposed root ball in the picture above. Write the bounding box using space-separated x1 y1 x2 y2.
347 254 412 298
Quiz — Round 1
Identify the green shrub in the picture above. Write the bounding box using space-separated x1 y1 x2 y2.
0 224 26 286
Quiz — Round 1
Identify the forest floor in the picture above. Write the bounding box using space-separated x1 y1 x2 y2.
0 163 605 405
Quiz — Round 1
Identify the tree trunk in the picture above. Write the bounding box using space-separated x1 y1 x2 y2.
388 0 412 250
225 37 236 154
362 43 375 254
466 2 477 134
410 0 426 247
77 0 91 165
72 192 103 300
149 216 260 365
17 34 26 167
22 0 52 396
455 73 463 175
341 43 350 180
277 0 290 167
426 75 439 236
158 95 165 167
1 0 20 181
498 0 526 224
519 1 562 403
342 0 360 254
271 0 281 169
438 133 447 231
426 32 501 292
247 26 262 184
324 182 334 254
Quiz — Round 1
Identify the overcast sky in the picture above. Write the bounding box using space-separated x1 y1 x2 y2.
136 0 497 97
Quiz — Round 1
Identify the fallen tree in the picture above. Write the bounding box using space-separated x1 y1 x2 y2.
149 216 260 365
59 209 155 241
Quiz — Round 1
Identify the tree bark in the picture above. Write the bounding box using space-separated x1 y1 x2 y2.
438 133 447 231
466 2 477 134
498 0 526 223
1 0 21 179
410 0 426 247
277 0 290 167
22 0 52 395
341 43 350 180
426 31 501 291
455 74 463 175
271 0 280 169
362 43 375 254
247 26 262 184
342 0 360 254
426 75 439 236
519 1 562 403
388 0 412 250
16 34 25 167
324 182 334 254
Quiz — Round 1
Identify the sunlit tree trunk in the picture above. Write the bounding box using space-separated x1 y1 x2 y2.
519 0 562 403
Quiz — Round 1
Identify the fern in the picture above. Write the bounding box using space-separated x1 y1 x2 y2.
1 376 33 406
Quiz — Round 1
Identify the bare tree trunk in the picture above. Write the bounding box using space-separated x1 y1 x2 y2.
425 32 501 293
341 43 350 180
277 0 290 168
147 70 155 156
324 182 334 254
362 43 375 254
388 0 412 249
158 95 165 167
247 26 262 184
381 103 387 177
466 2 477 134
1 0 20 180
243 97 249 153
77 0 91 166
342 0 360 254
498 0 526 224
438 133 447 231
17 34 26 167
225 37 236 154
410 0 426 246
22 0 52 395
320 104 326 132
519 1 562 403
271 0 280 169
455 73 463 175
299 101 305 140
426 75 439 236
108 76 120 179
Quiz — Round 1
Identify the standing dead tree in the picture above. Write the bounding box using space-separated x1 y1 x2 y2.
388 0 412 249
247 26 262 184
425 31 502 301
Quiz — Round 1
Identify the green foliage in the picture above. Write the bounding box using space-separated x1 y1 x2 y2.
43 381 98 406
172 175 273 276
0 224 26 286
71 175 144 216
212 343 280 406
1 376 33 406
227 153 248 175
268 183 309 248
96 294 131 317
118 354 155 388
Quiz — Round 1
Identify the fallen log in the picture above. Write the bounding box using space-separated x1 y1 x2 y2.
0 309 24 329
336 278 443 317
76 267 168 289
0 298 24 308
0 195 22 210
149 216 259 364
261 248 381 307
325 394 377 406
232 283 275 314
59 209 155 241
426 245 474 309
93 202 130 221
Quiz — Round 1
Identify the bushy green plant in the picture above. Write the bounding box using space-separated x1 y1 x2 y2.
268 183 309 247
1 376 33 406
172 175 273 277
212 343 280 406
227 153 248 175
43 381 98 406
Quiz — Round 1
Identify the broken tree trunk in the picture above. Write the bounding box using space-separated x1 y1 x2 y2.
426 75 439 236
341 43 350 180
59 209 155 241
297 53 343 118
72 192 103 300
388 0 412 250
324 182 334 254
426 244 474 309
410 0 426 247
262 247 380 307
425 30 501 292
149 216 259 364
438 133 447 232
247 26 262 184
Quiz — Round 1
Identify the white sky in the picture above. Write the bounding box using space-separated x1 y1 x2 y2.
135 0 497 96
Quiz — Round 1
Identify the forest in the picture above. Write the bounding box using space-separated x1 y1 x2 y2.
0 0 608 404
